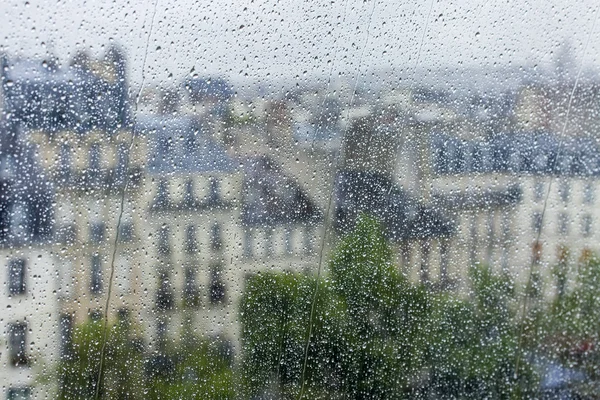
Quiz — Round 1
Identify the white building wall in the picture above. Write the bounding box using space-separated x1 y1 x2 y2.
0 248 60 398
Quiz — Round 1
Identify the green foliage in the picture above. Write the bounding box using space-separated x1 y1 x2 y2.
146 336 234 400
58 318 146 400
541 255 600 389
58 317 234 400
240 215 538 399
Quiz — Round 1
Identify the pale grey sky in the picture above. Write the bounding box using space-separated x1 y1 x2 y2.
0 0 598 90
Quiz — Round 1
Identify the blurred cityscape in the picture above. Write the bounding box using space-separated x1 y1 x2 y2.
2 43 600 397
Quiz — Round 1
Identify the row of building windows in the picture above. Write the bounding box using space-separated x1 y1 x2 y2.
532 212 594 237
153 178 221 209
158 223 223 257
155 266 225 311
57 142 129 177
7 226 313 299
55 221 134 245
533 181 595 204
242 226 315 259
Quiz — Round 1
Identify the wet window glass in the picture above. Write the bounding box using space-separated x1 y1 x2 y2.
3 1 600 399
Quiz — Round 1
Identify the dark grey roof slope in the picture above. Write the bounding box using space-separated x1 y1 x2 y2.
335 170 454 241
1 48 129 134
0 122 54 246
240 156 322 226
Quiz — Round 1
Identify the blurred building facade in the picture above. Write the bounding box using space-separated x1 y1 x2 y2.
3 45 600 397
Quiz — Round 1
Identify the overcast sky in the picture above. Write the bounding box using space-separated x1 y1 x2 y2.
0 0 598 92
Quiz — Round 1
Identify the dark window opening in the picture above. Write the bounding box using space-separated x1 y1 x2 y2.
89 222 105 243
153 180 170 209
158 225 171 255
211 223 222 251
532 212 543 234
7 387 31 400
90 254 103 295
584 183 594 204
184 225 198 254
8 258 26 296
209 178 220 204
559 181 570 203
156 271 174 310
119 221 134 242
183 179 196 207
8 322 28 367
209 268 226 304
183 267 200 308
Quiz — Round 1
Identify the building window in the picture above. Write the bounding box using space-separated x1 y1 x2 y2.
156 270 174 310
183 267 200 308
117 308 130 324
158 225 171 255
8 258 26 296
183 179 195 207
584 183 594 204
153 180 170 209
209 178 220 204
558 213 569 236
532 212 543 234
211 223 222 251
59 314 73 359
7 387 31 400
8 322 28 367
90 254 103 295
582 214 592 237
184 225 198 254
119 221 134 242
559 181 570 203
209 266 226 305
89 222 105 243
533 181 544 202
